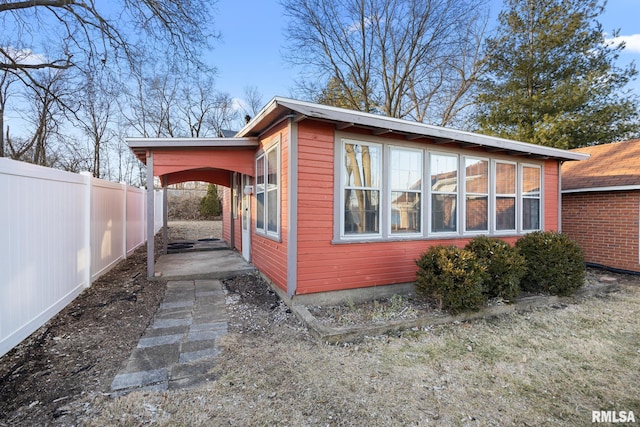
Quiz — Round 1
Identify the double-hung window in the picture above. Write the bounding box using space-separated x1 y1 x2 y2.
255 143 279 236
495 161 516 231
390 147 422 234
430 153 458 233
343 140 381 236
521 165 541 230
465 157 489 232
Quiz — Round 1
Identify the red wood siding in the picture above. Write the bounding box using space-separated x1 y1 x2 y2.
294 120 561 295
250 122 289 292
544 160 559 231
562 191 640 272
222 186 231 245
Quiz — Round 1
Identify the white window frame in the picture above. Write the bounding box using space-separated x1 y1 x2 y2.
494 160 518 234
463 156 490 233
428 151 459 235
520 163 542 231
332 134 546 243
389 146 423 236
255 140 280 238
340 138 383 239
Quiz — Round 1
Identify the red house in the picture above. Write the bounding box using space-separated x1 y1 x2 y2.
129 97 587 302
562 139 640 273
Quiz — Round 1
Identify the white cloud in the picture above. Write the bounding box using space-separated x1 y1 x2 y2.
2 47 48 65
606 34 640 54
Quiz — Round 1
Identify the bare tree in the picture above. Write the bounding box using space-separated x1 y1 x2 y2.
0 1 217 89
72 70 117 177
0 70 17 157
7 68 70 166
282 0 489 126
242 85 264 118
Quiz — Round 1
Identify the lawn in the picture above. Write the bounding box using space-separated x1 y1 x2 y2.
79 278 640 426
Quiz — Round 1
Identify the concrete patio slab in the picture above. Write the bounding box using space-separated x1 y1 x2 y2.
152 250 255 281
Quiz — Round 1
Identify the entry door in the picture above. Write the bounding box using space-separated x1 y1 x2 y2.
241 174 251 261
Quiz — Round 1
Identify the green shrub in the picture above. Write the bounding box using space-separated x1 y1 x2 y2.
465 236 526 301
515 231 585 296
415 245 487 314
199 184 221 218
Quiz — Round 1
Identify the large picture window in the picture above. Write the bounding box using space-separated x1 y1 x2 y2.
255 143 279 236
465 157 488 232
495 161 516 231
343 141 381 235
431 153 458 233
522 165 541 230
390 147 422 234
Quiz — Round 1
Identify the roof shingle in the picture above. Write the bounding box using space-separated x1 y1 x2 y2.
562 139 640 191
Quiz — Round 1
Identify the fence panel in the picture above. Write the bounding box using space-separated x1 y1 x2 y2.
0 158 158 358
126 186 146 254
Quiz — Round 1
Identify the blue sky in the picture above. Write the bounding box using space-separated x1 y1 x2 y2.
209 0 640 103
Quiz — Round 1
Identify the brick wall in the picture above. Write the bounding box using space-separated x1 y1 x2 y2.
562 191 640 272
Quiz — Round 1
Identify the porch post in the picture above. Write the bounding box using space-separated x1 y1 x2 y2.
146 150 155 278
162 176 168 254
229 171 235 249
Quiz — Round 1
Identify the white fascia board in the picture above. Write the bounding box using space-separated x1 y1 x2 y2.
562 185 640 194
126 137 258 149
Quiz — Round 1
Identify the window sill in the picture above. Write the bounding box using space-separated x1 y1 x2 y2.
255 230 282 243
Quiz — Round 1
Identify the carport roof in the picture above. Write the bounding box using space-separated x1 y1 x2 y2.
127 137 259 164
237 97 589 162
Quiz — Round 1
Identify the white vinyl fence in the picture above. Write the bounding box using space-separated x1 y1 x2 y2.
0 158 163 358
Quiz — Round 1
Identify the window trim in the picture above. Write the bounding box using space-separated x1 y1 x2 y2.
340 138 383 239
520 163 542 231
332 133 546 243
494 159 518 234
428 151 459 235
255 137 280 239
389 145 423 236
463 156 490 234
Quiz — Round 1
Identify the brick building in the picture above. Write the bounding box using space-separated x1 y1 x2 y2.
562 139 640 273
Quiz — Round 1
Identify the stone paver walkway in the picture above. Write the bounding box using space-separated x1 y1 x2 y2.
110 279 228 394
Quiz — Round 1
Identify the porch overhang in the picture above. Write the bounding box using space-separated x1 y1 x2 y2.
126 136 259 279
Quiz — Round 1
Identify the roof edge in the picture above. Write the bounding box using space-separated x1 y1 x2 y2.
237 97 590 161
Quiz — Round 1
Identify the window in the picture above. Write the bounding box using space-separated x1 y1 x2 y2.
255 143 279 235
343 140 381 235
522 165 541 230
465 157 488 232
390 147 422 234
430 153 458 233
495 161 516 231
255 157 265 230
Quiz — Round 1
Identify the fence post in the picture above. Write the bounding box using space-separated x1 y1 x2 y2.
121 182 127 259
80 171 92 288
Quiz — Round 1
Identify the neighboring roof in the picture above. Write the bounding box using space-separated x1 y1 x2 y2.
237 96 589 162
562 139 640 192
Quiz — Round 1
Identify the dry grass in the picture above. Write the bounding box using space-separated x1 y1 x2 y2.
77 284 640 426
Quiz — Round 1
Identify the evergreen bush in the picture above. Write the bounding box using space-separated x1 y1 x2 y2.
465 236 526 301
199 184 221 218
415 245 487 314
515 231 585 296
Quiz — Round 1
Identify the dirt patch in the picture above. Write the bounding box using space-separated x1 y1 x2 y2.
0 236 167 426
307 268 623 329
